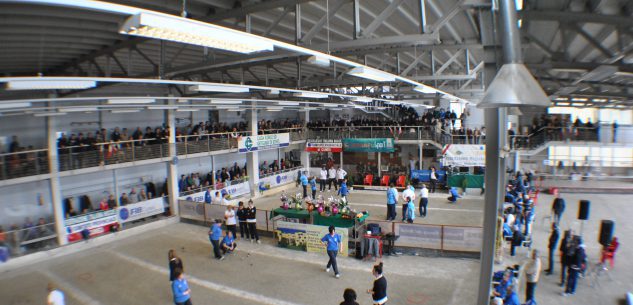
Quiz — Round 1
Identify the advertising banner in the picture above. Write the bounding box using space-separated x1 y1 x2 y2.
409 170 447 182
275 221 348 256
259 168 303 189
117 198 165 223
306 139 343 152
238 133 290 153
442 226 483 252
65 209 119 242
342 138 395 153
395 223 442 249
178 182 250 202
441 144 486 167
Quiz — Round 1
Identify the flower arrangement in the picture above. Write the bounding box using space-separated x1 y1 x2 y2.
291 193 303 210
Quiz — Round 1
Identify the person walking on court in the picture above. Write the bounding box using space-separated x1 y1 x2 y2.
551 193 565 225
559 230 572 287
386 183 398 221
338 179 349 202
545 223 559 275
524 249 541 302
419 184 429 217
300 171 309 198
47 283 65 305
321 225 342 278
401 185 415 222
429 167 438 193
405 196 415 223
171 268 192 305
168 249 184 282
367 262 388 305
208 219 224 260
309 176 317 199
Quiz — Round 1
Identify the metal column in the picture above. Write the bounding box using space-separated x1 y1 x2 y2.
166 103 179 215
47 103 67 246
247 103 260 196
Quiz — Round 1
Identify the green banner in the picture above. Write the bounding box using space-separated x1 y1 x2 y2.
342 138 395 152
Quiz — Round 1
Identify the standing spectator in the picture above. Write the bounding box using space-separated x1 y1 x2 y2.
559 230 573 287
336 166 347 188
404 196 415 223
236 201 249 240
564 240 586 296
220 231 237 254
429 167 438 193
204 188 212 204
545 223 560 275
119 193 130 206
551 193 565 226
319 167 328 192
168 249 184 282
340 288 359 305
309 176 317 199
510 225 523 257
300 171 309 198
337 179 349 202
208 219 223 260
171 268 192 305
367 262 388 305
224 205 237 239
419 184 429 217
386 183 398 221
612 120 618 143
246 200 260 244
321 225 342 278
328 166 337 191
524 249 541 302
47 282 65 305
401 185 415 222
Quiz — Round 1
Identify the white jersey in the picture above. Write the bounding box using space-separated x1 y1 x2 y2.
420 187 429 198
225 210 237 225
328 168 336 179
319 169 328 180
336 169 347 180
402 187 416 202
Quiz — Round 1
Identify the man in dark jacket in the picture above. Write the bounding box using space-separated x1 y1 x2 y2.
545 223 560 275
564 240 586 296
559 230 573 286
510 225 523 257
552 194 565 225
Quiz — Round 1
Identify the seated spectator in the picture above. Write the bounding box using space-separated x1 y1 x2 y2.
120 193 130 206
220 231 236 254
0 225 5 246
128 188 138 203
107 194 117 209
99 198 109 211
138 189 148 202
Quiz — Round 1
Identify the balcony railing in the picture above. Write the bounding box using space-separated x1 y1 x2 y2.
1 222 57 257
0 148 49 180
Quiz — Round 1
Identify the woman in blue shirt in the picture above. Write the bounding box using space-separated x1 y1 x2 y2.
338 179 349 201
386 184 398 221
405 197 415 223
321 225 342 278
171 268 192 305
309 176 317 199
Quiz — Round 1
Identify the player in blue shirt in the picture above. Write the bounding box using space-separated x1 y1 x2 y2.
220 231 237 254
208 219 224 260
386 183 398 221
309 176 317 199
337 179 349 201
171 268 192 305
300 172 309 198
321 225 342 278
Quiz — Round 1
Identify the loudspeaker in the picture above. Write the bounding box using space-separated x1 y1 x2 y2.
599 220 614 246
578 200 590 220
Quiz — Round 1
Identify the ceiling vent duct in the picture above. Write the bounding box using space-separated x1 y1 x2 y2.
477 63 551 108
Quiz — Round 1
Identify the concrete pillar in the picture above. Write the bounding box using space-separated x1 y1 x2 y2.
418 143 423 170
211 155 216 186
47 106 67 246
166 105 179 215
339 152 343 169
377 152 381 178
247 105 260 196
113 169 120 207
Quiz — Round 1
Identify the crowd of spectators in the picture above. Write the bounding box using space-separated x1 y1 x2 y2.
0 217 55 257
511 114 604 149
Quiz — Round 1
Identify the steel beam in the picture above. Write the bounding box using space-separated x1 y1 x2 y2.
419 0 427 33
571 24 614 59
320 33 439 50
361 0 407 37
353 0 361 39
295 3 301 44
425 0 464 42
301 0 347 43
436 49 464 74
520 10 633 27
524 32 555 58
400 52 430 76
263 6 291 36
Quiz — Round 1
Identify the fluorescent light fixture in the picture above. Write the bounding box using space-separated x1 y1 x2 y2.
33 112 67 117
353 97 373 103
120 13 274 54
107 98 155 104
268 89 280 95
147 106 178 110
414 86 439 94
227 109 242 112
60 107 99 112
176 108 201 112
347 66 396 82
571 97 588 102
323 103 339 107
210 99 242 104
294 92 329 99
177 98 188 103
329 108 343 111
267 107 283 112
385 101 403 105
307 55 331 67
556 102 570 106
274 101 298 106
189 84 249 93
5 80 96 90
554 97 568 101
0 102 32 109
111 109 142 113
353 105 366 109
592 98 608 103
571 103 585 107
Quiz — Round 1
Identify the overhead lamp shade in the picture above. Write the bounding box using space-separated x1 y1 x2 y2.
0 102 32 109
477 63 551 108
307 56 331 67
347 66 396 82
107 98 155 104
6 80 96 90
413 85 438 94
120 13 274 54
190 85 249 93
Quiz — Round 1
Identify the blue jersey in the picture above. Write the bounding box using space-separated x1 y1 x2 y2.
172 278 190 303
309 178 317 190
300 174 308 186
221 235 234 247
338 183 348 196
387 188 398 204
321 233 341 251
210 223 222 241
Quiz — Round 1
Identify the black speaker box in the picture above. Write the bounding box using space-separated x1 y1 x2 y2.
578 200 590 220
599 220 614 246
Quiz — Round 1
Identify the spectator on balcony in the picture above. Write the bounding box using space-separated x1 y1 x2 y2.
9 135 20 153
212 191 222 205
107 194 117 209
138 189 148 202
220 168 230 183
128 189 138 204
120 193 130 206
99 198 109 211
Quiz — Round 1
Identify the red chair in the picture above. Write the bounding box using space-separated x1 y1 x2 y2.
364 234 383 258
364 174 374 186
396 175 406 188
380 175 390 186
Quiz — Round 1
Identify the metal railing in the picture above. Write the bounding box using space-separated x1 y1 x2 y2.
0 148 49 180
259 165 303 178
0 222 57 258
510 125 633 150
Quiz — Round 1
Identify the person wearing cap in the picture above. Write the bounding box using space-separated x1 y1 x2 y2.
321 225 342 278
224 205 237 239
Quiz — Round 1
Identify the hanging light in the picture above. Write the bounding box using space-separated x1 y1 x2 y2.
477 63 551 108
347 66 396 82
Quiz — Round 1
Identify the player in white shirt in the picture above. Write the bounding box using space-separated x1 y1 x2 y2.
47 283 65 305
335 167 347 188
327 167 337 191
319 167 328 192
401 185 416 222
419 184 429 217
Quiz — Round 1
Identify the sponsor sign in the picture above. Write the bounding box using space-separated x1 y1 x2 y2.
442 226 483 252
305 139 343 152
178 182 250 202
342 138 395 153
259 169 304 189
275 221 348 256
395 223 442 249
117 198 165 223
238 133 290 153
441 144 486 167
410 170 447 182
65 209 119 242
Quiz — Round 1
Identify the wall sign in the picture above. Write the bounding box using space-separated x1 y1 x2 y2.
441 144 486 167
342 138 395 153
305 139 343 152
238 133 290 153
118 198 165 223
178 182 250 202
275 221 348 256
